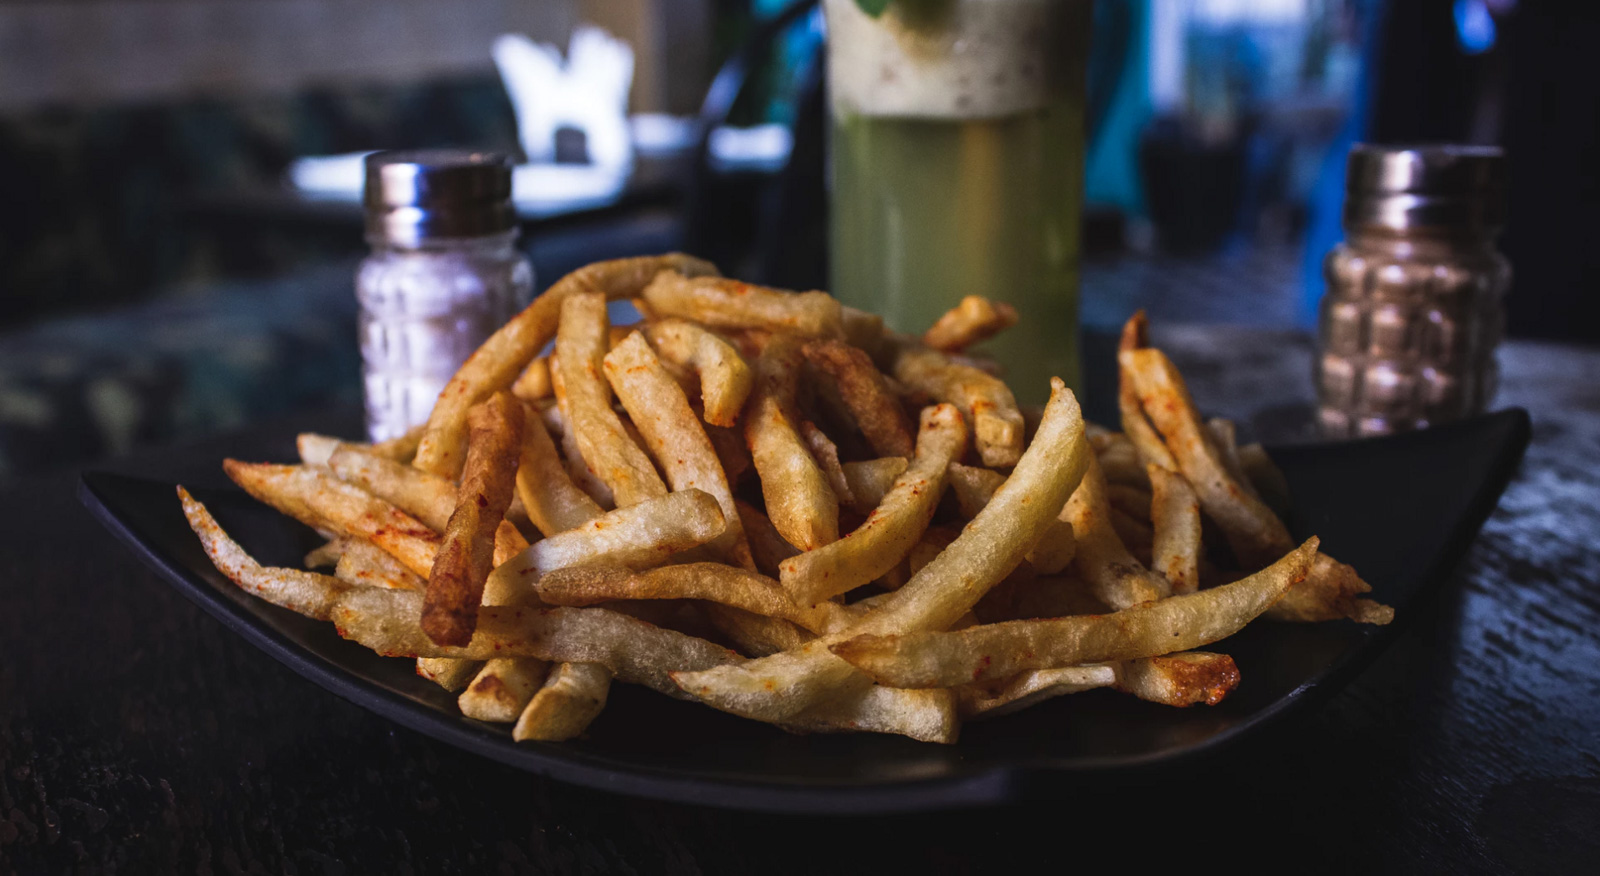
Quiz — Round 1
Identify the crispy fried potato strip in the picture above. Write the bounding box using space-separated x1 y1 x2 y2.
511 355 552 401
515 402 605 537
733 499 800 577
669 378 1089 723
705 604 813 657
605 331 750 566
783 685 959 743
1117 311 1179 472
555 293 668 508
179 486 349 619
1062 456 1170 609
945 462 1077 574
536 563 851 635
801 339 917 458
223 461 439 577
745 335 840 551
799 420 855 507
484 488 727 604
459 658 549 723
335 538 425 591
780 405 966 606
414 254 716 477
416 657 484 692
841 457 908 513
831 538 1317 688
1115 652 1240 707
643 319 754 428
1149 465 1202 594
640 271 845 339
922 295 1019 353
514 662 613 741
958 666 1116 720
331 587 739 698
892 345 1025 467
423 391 523 646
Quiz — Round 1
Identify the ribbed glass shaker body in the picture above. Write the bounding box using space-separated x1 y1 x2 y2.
358 232 531 441
1316 227 1509 438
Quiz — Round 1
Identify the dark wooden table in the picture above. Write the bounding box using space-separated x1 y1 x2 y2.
4 329 1598 875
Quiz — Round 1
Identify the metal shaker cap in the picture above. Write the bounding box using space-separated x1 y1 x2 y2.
1344 144 1507 232
364 150 515 245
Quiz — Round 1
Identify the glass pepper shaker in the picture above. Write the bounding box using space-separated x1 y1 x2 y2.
1316 145 1510 438
359 151 532 441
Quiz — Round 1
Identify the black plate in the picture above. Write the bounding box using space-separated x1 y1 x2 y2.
79 408 1529 814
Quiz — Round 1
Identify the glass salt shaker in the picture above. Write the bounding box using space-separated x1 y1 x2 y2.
359 151 532 441
1316 145 1509 438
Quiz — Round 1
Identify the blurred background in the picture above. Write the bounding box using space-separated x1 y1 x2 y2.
0 0 1593 480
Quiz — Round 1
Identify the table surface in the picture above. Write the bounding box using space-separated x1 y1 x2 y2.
3 327 1599 875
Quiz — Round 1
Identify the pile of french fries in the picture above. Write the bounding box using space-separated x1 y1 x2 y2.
179 254 1392 744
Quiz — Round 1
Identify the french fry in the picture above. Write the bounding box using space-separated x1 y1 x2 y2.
734 499 800 577
536 563 852 635
554 293 668 508
640 271 845 339
782 685 959 743
511 355 552 401
296 433 342 466
1239 443 1292 518
830 538 1318 688
604 331 750 566
484 488 727 604
745 335 840 551
331 587 740 698
892 345 1025 468
780 405 965 606
1267 554 1395 625
958 666 1116 720
179 486 348 619
1206 417 1259 500
423 392 523 647
840 305 886 358
304 539 344 568
799 420 856 508
543 395 616 508
1149 465 1202 594
801 339 917 458
922 295 1019 353
1114 652 1239 707
514 403 604 537
669 377 1088 723
705 422 752 487
1109 505 1155 564
705 604 814 657
1117 311 1179 472
413 253 717 478
841 457 908 513
1105 483 1154 523
514 662 613 741
643 319 754 428
1062 456 1169 610
335 538 425 591
458 658 549 723
416 657 483 692
946 462 1077 574
223 461 439 577
1097 438 1152 489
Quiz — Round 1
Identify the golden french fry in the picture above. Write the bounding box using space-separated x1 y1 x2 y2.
542 394 616 509
604 331 750 566
423 391 524 647
1267 553 1395 624
1062 456 1169 610
705 604 814 657
831 538 1317 688
555 293 668 508
330 587 740 698
782 685 959 743
512 355 552 401
840 305 887 358
669 377 1088 723
335 538 425 591
416 657 484 692
958 666 1116 720
178 486 349 619
515 402 604 537
536 563 852 635
1149 465 1202 594
799 420 856 508
946 462 1077 574
1114 652 1239 707
922 295 1019 353
733 499 800 577
706 421 752 487
640 271 844 339
745 334 839 551
841 457 908 513
892 345 1024 468
1206 417 1260 500
643 318 754 428
458 658 549 723
514 662 612 741
223 460 439 577
413 253 717 478
801 339 917 458
1117 311 1179 472
484 488 727 604
296 433 342 466
304 539 344 569
780 405 965 606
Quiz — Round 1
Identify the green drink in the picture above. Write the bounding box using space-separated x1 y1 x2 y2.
825 0 1091 403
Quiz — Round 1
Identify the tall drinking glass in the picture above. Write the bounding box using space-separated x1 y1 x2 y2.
825 0 1092 402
